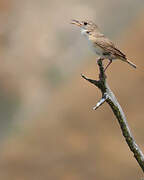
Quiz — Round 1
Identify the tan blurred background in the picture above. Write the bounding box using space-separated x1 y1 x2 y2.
0 0 143 179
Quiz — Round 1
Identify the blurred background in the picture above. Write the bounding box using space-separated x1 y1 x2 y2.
0 0 143 179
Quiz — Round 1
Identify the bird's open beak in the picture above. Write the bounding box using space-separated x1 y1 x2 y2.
71 19 82 27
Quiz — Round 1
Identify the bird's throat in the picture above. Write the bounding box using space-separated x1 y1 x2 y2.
81 28 89 37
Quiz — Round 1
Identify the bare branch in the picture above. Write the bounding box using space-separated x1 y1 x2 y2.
82 59 144 172
93 93 108 110
81 73 99 87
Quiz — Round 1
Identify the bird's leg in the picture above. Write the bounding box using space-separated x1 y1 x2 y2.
104 59 112 72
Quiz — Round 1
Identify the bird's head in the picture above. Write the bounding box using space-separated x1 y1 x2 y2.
71 19 98 36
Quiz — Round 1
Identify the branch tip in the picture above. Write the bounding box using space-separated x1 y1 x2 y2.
93 93 108 110
81 73 87 80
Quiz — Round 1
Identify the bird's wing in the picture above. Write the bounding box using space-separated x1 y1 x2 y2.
93 37 126 59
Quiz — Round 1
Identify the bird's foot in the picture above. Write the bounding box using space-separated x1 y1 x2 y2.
96 57 104 64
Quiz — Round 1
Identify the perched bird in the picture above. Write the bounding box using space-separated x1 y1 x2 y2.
71 19 136 71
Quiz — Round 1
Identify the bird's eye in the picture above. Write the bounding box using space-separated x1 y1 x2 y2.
84 22 87 25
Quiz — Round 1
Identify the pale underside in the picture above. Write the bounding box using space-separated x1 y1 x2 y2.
81 29 126 61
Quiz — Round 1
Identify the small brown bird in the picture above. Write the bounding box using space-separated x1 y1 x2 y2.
71 19 136 71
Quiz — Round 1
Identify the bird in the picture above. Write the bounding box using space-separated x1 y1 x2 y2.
71 19 136 71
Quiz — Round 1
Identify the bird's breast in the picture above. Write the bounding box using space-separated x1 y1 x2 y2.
88 40 103 56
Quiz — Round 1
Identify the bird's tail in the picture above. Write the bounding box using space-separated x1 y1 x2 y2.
125 59 136 69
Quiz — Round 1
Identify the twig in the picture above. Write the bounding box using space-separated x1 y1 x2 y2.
81 58 144 172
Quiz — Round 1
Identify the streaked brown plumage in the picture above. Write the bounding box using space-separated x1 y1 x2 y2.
71 19 136 71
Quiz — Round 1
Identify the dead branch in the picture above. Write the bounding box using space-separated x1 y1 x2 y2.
81 59 144 172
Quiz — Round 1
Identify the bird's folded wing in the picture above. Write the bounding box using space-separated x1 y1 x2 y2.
94 37 126 59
